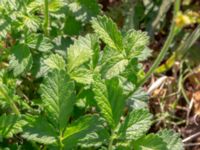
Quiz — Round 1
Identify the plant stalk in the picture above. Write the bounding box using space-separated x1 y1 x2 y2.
108 130 114 150
44 0 49 36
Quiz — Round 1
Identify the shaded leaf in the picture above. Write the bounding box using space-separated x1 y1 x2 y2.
9 44 33 76
0 114 26 138
22 116 57 144
26 34 54 52
157 129 184 150
63 115 100 149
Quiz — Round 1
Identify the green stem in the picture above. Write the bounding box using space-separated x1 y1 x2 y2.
59 131 64 150
108 130 114 150
0 86 20 115
127 0 181 98
44 0 49 36
139 0 180 86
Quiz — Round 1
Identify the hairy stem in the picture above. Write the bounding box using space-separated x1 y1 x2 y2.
44 0 49 36
0 85 20 115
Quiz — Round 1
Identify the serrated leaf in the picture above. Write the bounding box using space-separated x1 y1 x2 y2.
31 54 49 78
133 134 168 150
105 78 126 126
67 35 93 72
26 34 54 52
93 75 125 128
78 128 110 149
62 115 100 149
92 75 114 128
91 16 123 51
40 69 75 131
0 114 26 138
157 129 184 150
137 47 152 61
127 88 148 109
44 54 65 70
105 59 128 79
70 67 93 84
101 48 127 79
22 116 57 144
9 44 33 76
119 109 152 140
22 15 40 32
123 29 149 59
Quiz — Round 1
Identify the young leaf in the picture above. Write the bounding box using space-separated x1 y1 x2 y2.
133 134 168 150
62 115 100 149
67 35 93 72
40 69 75 131
44 53 65 70
0 114 26 138
9 44 33 76
22 116 57 144
119 109 152 140
91 16 123 51
157 129 184 150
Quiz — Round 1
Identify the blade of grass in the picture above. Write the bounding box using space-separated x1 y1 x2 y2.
155 24 200 73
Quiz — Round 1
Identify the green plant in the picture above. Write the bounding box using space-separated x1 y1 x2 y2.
0 0 184 150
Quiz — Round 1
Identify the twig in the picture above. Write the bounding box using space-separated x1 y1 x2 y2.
182 132 200 143
184 143 200 147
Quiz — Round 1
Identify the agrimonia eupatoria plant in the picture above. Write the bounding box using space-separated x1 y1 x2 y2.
0 1 183 150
